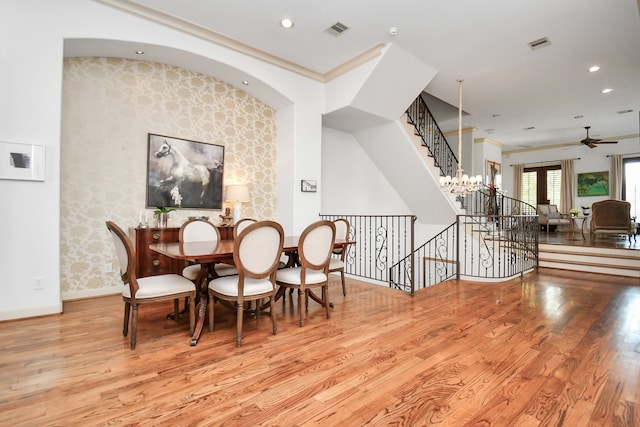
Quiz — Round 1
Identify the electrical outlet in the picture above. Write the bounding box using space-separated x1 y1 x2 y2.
102 263 112 273
34 276 44 291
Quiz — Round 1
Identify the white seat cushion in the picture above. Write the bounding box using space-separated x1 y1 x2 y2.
122 274 195 299
329 258 344 270
182 264 201 281
276 267 327 285
209 275 274 297
214 263 238 277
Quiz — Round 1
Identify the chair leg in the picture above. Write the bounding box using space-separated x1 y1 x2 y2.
208 291 215 332
130 305 138 350
189 295 195 335
173 299 180 321
270 297 278 336
298 288 305 327
123 301 130 337
324 285 331 319
236 302 243 347
340 270 346 296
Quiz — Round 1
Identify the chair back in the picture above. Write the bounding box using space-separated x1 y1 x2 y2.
234 221 284 280
106 221 138 296
298 220 336 272
180 219 220 243
592 200 632 229
332 218 350 256
233 218 257 239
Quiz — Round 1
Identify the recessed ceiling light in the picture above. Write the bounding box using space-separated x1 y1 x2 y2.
388 27 399 36
280 18 293 29
588 65 600 72
601 88 613 94
491 114 501 118
135 50 144 55
241 80 249 86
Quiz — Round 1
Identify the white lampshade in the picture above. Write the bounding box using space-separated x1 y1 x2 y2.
225 184 250 225
225 184 250 203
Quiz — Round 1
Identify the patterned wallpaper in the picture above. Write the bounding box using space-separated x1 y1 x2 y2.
60 57 277 298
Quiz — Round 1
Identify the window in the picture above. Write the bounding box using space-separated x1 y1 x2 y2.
521 165 561 208
623 157 640 219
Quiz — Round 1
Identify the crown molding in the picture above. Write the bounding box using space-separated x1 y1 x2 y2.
96 0 383 82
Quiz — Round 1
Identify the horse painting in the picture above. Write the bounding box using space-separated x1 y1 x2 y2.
146 134 224 209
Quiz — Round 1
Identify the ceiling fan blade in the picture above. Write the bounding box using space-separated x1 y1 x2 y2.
594 140 618 144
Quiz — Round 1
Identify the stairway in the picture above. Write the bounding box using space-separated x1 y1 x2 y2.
539 242 640 278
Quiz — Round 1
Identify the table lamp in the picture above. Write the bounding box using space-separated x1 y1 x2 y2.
225 184 250 225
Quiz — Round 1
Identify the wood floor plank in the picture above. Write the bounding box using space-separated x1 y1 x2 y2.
1 269 640 426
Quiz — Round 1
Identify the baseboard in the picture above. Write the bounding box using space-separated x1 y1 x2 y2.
0 304 62 322
62 287 121 302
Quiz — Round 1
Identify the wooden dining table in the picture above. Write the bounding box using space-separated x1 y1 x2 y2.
150 236 355 346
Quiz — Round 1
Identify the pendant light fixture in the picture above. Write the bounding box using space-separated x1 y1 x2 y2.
439 80 482 195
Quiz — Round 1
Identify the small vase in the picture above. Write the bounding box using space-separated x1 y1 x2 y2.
157 212 169 228
582 208 590 216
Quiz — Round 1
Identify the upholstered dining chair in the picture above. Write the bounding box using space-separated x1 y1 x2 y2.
233 217 257 239
276 220 336 327
106 221 196 350
208 220 284 347
179 219 235 282
328 218 350 296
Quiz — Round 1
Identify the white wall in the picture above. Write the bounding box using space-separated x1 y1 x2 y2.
0 0 325 320
502 136 640 211
321 127 411 215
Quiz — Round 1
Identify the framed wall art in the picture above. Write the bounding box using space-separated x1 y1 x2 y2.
146 133 225 210
301 179 317 192
486 160 501 189
577 171 609 197
0 141 45 181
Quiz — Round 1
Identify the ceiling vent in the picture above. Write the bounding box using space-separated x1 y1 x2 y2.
528 37 551 50
326 22 349 36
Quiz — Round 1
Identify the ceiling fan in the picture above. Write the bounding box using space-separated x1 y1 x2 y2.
581 126 618 148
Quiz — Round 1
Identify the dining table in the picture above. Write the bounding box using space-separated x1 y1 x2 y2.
150 236 355 346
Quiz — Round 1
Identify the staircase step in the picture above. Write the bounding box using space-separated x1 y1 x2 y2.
538 242 639 278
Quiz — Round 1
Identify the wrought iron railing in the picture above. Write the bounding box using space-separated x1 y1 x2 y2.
406 94 458 180
320 214 415 285
390 221 457 295
322 213 538 295
467 185 537 217
456 214 539 280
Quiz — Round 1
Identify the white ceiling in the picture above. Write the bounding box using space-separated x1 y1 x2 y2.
92 0 640 149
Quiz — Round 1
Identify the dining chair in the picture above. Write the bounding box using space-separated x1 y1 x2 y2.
208 220 284 347
328 218 350 296
106 221 196 350
233 217 257 239
179 219 235 282
276 220 336 327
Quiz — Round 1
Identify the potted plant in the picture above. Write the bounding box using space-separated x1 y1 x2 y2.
569 208 580 218
154 206 175 228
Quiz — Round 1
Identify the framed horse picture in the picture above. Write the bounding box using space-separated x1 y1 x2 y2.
146 133 224 210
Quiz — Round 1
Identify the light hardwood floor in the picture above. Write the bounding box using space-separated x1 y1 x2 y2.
1 269 639 426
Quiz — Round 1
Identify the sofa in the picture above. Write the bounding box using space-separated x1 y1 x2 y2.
590 199 636 242
537 204 571 233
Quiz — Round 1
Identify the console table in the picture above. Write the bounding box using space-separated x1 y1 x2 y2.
130 225 234 278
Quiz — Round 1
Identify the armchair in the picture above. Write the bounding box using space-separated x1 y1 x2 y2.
590 200 635 243
537 204 571 234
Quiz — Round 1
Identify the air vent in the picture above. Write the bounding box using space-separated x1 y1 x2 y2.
617 109 633 114
523 126 536 131
528 37 551 50
326 22 349 36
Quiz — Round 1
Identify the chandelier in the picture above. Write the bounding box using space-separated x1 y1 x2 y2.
439 80 482 195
